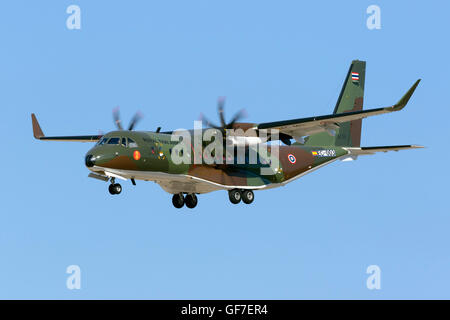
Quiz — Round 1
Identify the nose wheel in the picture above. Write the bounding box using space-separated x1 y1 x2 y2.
108 178 122 195
108 183 122 195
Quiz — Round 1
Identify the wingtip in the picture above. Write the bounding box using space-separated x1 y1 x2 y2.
392 79 421 111
31 113 44 139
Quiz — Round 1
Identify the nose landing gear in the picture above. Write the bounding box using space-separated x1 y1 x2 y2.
108 178 122 195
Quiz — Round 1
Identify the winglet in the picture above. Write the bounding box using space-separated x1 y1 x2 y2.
31 113 44 139
391 79 421 111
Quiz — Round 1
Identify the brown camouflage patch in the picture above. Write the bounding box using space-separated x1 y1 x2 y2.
350 96 363 147
278 146 315 180
101 155 139 170
188 165 249 187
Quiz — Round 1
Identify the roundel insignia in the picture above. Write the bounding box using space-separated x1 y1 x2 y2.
288 154 296 164
133 150 141 160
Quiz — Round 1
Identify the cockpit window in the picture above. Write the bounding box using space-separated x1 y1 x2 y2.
97 137 108 145
121 137 127 147
128 138 138 148
107 137 120 145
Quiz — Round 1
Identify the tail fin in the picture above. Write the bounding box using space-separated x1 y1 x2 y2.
304 60 366 147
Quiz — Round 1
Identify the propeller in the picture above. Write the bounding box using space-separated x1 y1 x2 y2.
200 97 247 133
199 98 293 146
128 111 143 131
112 107 143 131
112 106 123 130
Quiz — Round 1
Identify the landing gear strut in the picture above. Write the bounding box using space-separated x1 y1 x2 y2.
108 178 122 195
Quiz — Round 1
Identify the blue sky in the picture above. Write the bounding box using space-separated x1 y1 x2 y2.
0 0 448 299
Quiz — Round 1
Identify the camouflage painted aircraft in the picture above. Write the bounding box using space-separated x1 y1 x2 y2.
32 60 422 208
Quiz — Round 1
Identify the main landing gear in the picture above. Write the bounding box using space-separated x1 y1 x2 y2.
108 178 122 195
172 193 198 209
228 189 254 205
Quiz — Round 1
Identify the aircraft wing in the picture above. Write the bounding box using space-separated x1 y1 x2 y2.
256 79 421 141
31 114 102 142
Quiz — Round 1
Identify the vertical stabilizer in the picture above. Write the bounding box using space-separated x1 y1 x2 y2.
304 60 366 147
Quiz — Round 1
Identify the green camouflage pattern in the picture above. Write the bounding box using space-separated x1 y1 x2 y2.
31 59 422 202
84 130 348 190
304 60 365 147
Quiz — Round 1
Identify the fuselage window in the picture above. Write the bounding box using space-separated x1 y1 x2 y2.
121 137 127 147
128 138 138 148
107 137 120 145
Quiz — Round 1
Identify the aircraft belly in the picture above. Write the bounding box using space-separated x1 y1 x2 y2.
187 165 268 189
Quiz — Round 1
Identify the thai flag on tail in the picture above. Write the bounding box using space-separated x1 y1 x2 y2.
351 72 360 83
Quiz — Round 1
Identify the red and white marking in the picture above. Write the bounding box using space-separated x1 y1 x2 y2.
288 154 296 164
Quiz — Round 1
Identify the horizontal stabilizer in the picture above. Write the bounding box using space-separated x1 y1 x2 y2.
344 145 424 156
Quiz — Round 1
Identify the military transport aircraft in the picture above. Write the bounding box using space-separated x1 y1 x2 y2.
32 60 422 208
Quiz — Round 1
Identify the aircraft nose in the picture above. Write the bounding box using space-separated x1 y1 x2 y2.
85 154 95 167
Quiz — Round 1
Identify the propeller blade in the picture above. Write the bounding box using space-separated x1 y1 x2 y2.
201 97 247 139
227 109 247 128
217 97 226 128
128 111 143 131
200 113 221 129
113 107 123 130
